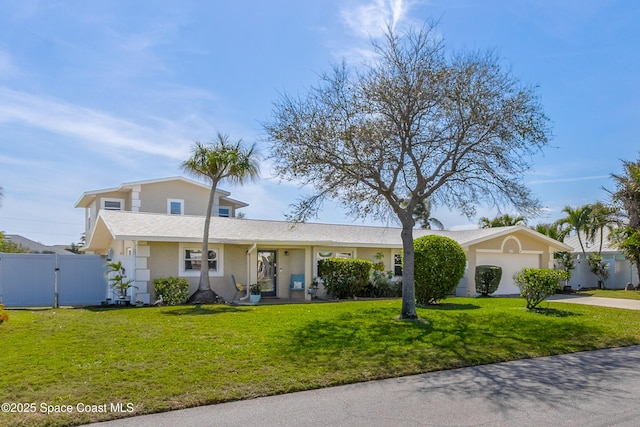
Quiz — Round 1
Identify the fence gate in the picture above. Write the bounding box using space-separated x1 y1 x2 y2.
0 253 108 307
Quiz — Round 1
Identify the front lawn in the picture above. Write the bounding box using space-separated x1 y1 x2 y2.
2 298 640 426
577 288 640 300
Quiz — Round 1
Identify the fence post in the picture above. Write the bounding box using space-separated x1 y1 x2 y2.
54 254 59 308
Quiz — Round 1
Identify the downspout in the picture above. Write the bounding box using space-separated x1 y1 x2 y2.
246 243 257 285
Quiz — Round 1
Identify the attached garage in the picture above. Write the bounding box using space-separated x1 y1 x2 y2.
476 253 540 295
455 229 571 297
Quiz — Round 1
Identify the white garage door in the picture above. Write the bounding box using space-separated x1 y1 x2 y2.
476 253 540 295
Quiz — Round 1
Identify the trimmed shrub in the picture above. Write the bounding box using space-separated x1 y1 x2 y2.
514 268 569 309
414 235 466 305
153 277 190 306
475 265 502 296
318 258 373 299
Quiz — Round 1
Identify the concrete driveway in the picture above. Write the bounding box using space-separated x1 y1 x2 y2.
92 345 640 427
548 294 640 310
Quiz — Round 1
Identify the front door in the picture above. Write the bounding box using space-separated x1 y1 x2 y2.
257 250 277 297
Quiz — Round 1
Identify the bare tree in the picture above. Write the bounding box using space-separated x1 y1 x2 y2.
412 199 444 230
265 24 551 319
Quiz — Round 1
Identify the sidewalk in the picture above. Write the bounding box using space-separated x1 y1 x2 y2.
91 345 640 427
548 294 640 310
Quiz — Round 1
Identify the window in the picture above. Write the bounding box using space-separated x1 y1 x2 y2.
184 249 217 272
168 199 184 215
179 244 223 277
394 253 402 276
218 207 230 217
102 198 124 211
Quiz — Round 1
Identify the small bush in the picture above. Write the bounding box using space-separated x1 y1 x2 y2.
414 235 466 305
0 304 8 324
318 258 373 299
153 277 190 306
514 268 569 309
475 265 502 296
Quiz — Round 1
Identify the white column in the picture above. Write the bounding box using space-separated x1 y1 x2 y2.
131 185 141 212
134 242 151 304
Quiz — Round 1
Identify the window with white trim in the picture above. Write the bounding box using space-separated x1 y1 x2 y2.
393 253 403 276
168 199 184 215
184 249 217 271
180 244 223 277
102 198 124 211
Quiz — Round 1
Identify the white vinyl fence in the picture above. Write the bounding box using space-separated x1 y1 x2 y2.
0 253 108 307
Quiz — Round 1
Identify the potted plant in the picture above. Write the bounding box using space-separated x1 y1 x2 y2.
106 261 136 304
249 283 261 303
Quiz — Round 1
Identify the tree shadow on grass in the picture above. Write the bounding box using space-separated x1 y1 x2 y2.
530 307 579 317
161 304 247 316
276 301 611 385
420 303 481 311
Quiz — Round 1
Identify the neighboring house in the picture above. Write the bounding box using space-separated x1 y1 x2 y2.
3 235 73 255
563 229 638 289
77 177 571 302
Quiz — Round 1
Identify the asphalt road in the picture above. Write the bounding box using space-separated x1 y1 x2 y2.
92 345 640 427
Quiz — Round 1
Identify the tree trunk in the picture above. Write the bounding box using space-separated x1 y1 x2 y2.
187 179 222 304
400 216 418 319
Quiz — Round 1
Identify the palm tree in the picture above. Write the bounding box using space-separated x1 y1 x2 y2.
533 222 564 241
609 158 640 284
556 204 592 256
182 134 260 304
413 199 444 230
478 214 527 228
586 201 617 255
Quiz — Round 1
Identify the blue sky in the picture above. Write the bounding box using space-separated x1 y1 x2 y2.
0 0 638 246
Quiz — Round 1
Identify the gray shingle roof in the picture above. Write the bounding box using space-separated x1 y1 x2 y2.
92 210 570 251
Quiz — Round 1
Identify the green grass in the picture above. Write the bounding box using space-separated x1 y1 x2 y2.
577 288 640 300
2 298 640 426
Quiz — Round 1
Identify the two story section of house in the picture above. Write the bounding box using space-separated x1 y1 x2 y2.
75 177 248 304
76 176 247 241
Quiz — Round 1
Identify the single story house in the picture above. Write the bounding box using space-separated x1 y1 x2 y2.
77 177 571 302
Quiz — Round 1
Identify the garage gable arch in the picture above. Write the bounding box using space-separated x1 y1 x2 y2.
501 236 522 254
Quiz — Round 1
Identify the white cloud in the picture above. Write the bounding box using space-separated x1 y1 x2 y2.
340 0 414 39
0 86 195 161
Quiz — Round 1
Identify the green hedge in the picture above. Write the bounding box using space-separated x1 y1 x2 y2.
318 258 373 299
153 277 190 306
414 235 466 305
